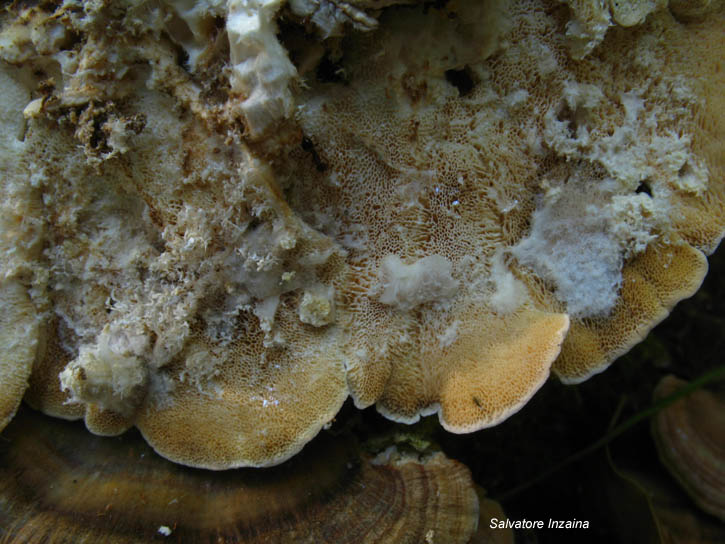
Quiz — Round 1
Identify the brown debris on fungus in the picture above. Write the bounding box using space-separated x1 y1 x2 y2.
0 0 723 469
0 407 481 544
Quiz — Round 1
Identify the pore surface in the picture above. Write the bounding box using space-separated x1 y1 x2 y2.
0 0 723 468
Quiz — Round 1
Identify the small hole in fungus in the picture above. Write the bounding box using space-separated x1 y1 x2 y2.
635 180 653 197
317 55 346 84
678 162 693 178
247 217 262 231
556 103 578 137
423 0 451 13
176 46 190 71
301 136 328 172
445 67 475 97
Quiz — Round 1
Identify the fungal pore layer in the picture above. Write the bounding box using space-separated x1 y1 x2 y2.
0 0 723 468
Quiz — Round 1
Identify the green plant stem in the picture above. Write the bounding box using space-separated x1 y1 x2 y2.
497 365 725 502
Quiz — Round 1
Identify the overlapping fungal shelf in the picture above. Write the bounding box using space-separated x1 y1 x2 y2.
0 0 723 468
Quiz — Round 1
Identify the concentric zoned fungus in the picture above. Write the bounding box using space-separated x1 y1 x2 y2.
0 408 482 543
652 375 725 522
0 0 723 469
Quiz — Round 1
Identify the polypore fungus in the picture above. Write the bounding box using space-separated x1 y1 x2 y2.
0 282 39 430
0 0 723 468
0 408 482 543
0 58 43 431
652 375 725 522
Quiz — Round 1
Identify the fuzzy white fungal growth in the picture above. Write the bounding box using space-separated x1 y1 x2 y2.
289 0 377 37
489 252 528 315
60 328 149 416
378 255 458 312
227 0 297 137
163 0 226 69
512 187 624 318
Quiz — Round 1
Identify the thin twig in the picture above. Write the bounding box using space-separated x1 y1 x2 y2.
497 365 725 502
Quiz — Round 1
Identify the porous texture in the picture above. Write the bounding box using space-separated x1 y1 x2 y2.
0 409 481 544
543 1 725 383
0 0 723 468
286 0 721 409
0 1 349 468
288 2 573 432
0 282 39 431
0 52 43 432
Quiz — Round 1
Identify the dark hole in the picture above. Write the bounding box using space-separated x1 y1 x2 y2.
445 67 475 97
301 136 328 172
276 18 314 73
248 217 262 231
176 46 190 71
423 0 451 12
89 117 106 150
301 136 314 152
59 30 82 52
678 162 693 178
635 181 652 197
317 56 346 84
556 104 578 137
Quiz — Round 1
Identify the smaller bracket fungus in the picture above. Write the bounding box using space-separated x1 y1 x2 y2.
0 408 481 544
652 375 725 522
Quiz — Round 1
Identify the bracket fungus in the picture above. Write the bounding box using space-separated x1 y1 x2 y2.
0 407 482 543
652 375 725 522
0 0 724 470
